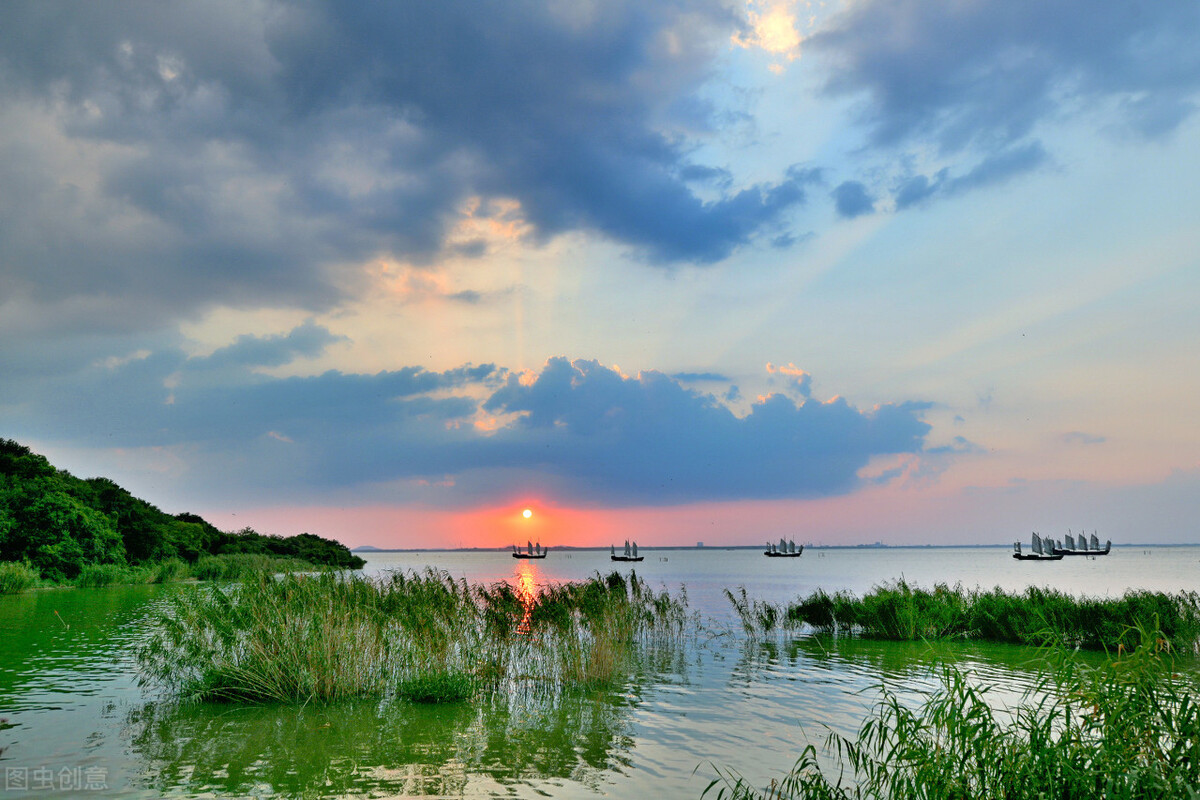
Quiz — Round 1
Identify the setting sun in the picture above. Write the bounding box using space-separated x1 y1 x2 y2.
522 508 533 519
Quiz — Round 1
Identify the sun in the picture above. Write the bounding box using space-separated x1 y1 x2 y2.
522 508 533 519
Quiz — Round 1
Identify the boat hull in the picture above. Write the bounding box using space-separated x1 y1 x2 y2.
1050 544 1111 557
1013 553 1064 561
512 553 547 559
763 551 802 558
610 556 644 562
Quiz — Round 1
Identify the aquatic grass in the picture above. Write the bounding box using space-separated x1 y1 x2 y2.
725 587 788 635
764 582 1200 651
0 561 40 594
396 671 475 703
149 557 188 584
705 622 1200 800
141 570 395 702
137 568 688 704
74 562 154 587
189 553 329 581
856 580 971 640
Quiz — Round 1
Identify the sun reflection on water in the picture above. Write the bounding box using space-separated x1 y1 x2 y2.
514 560 539 636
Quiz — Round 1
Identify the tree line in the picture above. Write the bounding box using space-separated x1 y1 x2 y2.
0 438 364 582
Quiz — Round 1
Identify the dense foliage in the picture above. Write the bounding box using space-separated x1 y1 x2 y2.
0 438 363 582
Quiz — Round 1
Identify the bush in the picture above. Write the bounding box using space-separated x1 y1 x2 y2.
0 561 40 594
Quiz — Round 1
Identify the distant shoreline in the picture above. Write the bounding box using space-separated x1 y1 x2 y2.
352 543 1195 553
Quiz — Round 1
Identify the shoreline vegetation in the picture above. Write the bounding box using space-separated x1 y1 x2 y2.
726 579 1200 652
706 622 1200 800
137 568 687 704
130 572 1200 798
0 438 363 593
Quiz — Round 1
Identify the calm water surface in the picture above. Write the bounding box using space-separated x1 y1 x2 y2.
1 546 1196 798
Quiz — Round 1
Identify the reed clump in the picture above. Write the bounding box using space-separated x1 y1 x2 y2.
0 560 40 594
743 580 1200 651
705 622 1200 800
75 562 154 587
137 568 686 704
189 553 326 581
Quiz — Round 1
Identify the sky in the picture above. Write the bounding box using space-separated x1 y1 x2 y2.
1 0 1198 549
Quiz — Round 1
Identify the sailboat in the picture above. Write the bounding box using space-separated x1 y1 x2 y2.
611 540 644 562
1051 529 1112 556
1013 532 1064 561
764 537 803 558
512 540 548 559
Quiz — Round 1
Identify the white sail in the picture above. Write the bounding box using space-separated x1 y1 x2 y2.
1090 533 1100 550
788 539 796 553
1032 533 1043 555
527 540 533 555
624 540 631 557
611 544 616 555
632 542 638 558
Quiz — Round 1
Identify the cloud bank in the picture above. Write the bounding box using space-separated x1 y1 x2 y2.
5 328 932 507
0 0 814 336
2 0 1196 340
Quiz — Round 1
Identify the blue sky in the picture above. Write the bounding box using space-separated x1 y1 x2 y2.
2 0 1198 547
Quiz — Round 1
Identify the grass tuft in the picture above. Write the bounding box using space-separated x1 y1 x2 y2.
737 581 1200 651
75 563 150 587
189 553 326 581
0 561 40 594
137 569 687 704
705 621 1200 800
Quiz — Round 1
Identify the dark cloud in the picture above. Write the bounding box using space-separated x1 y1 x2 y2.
894 172 945 210
198 320 347 372
0 0 815 334
943 142 1050 195
832 180 875 219
891 142 1049 209
8 347 932 506
811 0 1200 153
1061 431 1106 446
479 358 930 503
447 290 483 305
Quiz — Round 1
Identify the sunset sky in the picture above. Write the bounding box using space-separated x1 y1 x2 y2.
2 1 1198 548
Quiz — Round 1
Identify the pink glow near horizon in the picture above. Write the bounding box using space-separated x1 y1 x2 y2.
198 482 1004 550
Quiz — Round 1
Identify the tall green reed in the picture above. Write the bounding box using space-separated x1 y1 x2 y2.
705 621 1200 800
137 568 687 705
189 553 326 581
736 581 1200 651
0 560 40 594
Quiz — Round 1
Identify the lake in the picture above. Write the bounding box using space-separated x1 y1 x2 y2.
1 545 1195 798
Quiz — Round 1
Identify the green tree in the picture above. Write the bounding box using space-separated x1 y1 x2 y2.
0 439 56 480
5 491 125 581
